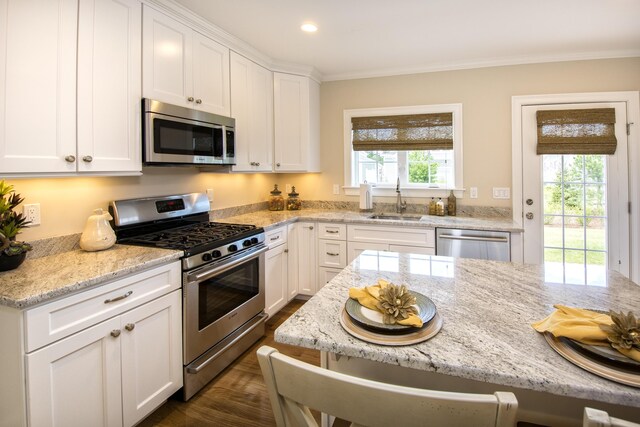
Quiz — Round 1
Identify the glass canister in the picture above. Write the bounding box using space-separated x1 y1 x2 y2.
286 186 301 210
269 184 284 211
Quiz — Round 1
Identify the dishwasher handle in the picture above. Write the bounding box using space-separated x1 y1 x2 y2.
438 234 508 243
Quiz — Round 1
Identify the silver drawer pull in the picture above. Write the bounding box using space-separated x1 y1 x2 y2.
326 230 339 234
124 323 135 332
110 330 121 338
326 252 340 256
270 235 280 241
104 290 133 304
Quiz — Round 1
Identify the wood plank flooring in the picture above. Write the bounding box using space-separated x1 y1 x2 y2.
138 299 319 426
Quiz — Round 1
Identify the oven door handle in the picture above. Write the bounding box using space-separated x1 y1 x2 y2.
186 312 268 374
186 245 268 283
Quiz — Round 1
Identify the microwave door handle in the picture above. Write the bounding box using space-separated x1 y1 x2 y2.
148 112 222 130
186 245 268 283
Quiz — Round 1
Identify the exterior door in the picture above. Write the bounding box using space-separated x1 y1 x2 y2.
522 102 629 284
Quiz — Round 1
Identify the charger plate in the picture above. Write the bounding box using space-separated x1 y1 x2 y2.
345 291 436 332
340 307 442 346
544 333 640 388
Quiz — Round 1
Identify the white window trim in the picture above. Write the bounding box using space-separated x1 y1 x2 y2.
343 104 464 197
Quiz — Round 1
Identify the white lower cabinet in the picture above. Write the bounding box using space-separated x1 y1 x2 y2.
265 226 289 317
318 267 343 286
347 225 436 263
0 261 182 427
295 222 318 295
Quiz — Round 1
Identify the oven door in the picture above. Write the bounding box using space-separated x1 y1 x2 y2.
183 245 267 364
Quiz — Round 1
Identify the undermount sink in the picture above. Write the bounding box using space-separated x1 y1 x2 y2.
368 214 424 221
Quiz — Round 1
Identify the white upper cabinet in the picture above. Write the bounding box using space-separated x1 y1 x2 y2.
142 6 230 116
273 72 320 173
0 0 142 175
230 51 274 172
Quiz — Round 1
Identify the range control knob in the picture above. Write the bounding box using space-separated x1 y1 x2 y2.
250 237 259 244
243 240 252 247
211 250 222 258
202 253 213 262
228 244 238 252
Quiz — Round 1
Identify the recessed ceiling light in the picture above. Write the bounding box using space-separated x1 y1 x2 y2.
301 22 318 33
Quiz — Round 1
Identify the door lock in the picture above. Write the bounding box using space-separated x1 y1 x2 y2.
526 212 534 220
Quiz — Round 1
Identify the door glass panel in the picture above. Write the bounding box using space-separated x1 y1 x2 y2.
542 154 608 285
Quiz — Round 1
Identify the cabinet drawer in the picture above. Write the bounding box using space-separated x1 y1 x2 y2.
25 262 181 352
265 226 287 248
318 239 347 268
347 224 435 248
318 223 346 240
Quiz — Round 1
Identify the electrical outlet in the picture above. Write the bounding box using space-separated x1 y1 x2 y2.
285 184 292 193
470 187 478 199
333 184 340 195
492 187 510 199
206 189 214 202
23 203 41 226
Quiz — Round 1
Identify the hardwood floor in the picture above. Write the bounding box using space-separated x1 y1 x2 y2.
138 299 319 426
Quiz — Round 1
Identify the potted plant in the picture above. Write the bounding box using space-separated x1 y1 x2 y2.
0 180 32 271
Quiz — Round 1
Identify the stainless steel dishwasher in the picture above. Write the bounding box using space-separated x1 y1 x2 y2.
436 228 510 261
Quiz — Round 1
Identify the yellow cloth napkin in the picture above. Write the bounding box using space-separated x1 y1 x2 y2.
349 279 423 328
532 305 640 362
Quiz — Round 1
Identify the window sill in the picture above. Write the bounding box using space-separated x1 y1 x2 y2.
343 186 465 198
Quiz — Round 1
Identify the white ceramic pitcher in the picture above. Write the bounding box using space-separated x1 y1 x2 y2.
79 208 116 252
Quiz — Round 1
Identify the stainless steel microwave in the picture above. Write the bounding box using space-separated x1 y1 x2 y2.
142 98 235 166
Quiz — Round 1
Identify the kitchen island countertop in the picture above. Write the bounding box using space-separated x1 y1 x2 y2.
275 252 640 414
0 245 182 309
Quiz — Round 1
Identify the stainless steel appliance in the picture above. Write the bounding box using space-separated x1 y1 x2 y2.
109 193 266 400
436 228 510 261
142 98 236 166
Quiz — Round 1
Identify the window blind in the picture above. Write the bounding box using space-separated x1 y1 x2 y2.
351 113 453 151
536 108 617 155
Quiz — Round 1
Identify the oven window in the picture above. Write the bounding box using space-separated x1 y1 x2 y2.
154 118 223 157
198 257 260 330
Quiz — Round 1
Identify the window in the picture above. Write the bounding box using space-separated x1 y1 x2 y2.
343 104 463 196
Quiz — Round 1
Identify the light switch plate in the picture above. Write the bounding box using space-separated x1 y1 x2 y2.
492 187 510 199
470 187 478 199
333 184 340 195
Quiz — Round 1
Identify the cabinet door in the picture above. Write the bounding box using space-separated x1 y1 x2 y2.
273 73 309 172
296 222 317 295
0 0 77 173
230 52 273 172
347 242 389 264
318 267 342 288
26 317 122 427
142 6 192 107
286 223 299 301
120 290 182 427
265 243 288 317
192 32 230 116
77 0 141 173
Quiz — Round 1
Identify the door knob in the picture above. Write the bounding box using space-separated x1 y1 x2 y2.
110 329 121 338
124 323 135 331
187 96 194 102
64 155 76 163
526 199 533 205
195 99 202 104
526 212 534 220
82 155 93 163
276 163 281 167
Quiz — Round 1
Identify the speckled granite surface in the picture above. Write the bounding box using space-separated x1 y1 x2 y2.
217 208 523 232
275 252 640 407
0 245 182 309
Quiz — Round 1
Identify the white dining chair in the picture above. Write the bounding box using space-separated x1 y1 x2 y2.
583 407 640 427
257 345 518 427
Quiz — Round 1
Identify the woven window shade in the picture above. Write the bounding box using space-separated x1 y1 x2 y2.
352 113 453 151
536 108 617 155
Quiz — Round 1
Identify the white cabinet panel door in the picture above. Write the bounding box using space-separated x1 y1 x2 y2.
192 32 230 116
265 243 288 317
347 242 389 264
120 290 182 427
142 6 192 107
0 0 77 173
77 0 141 173
295 222 317 296
26 317 122 427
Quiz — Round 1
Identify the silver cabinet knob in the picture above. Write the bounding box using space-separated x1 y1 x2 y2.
309 226 314 230
526 212 534 220
82 155 93 163
250 161 257 166
110 329 121 338
284 249 288 253
65 155 76 163
526 199 533 206
276 163 281 167
124 323 135 332
195 99 202 104
187 96 194 102
255 162 260 166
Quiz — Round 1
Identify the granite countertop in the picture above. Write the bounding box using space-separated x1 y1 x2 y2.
0 245 182 309
275 252 640 408
217 208 523 232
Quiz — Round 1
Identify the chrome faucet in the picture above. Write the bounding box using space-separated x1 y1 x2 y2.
395 177 407 214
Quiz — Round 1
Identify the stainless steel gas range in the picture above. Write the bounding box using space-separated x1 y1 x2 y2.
109 193 267 400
